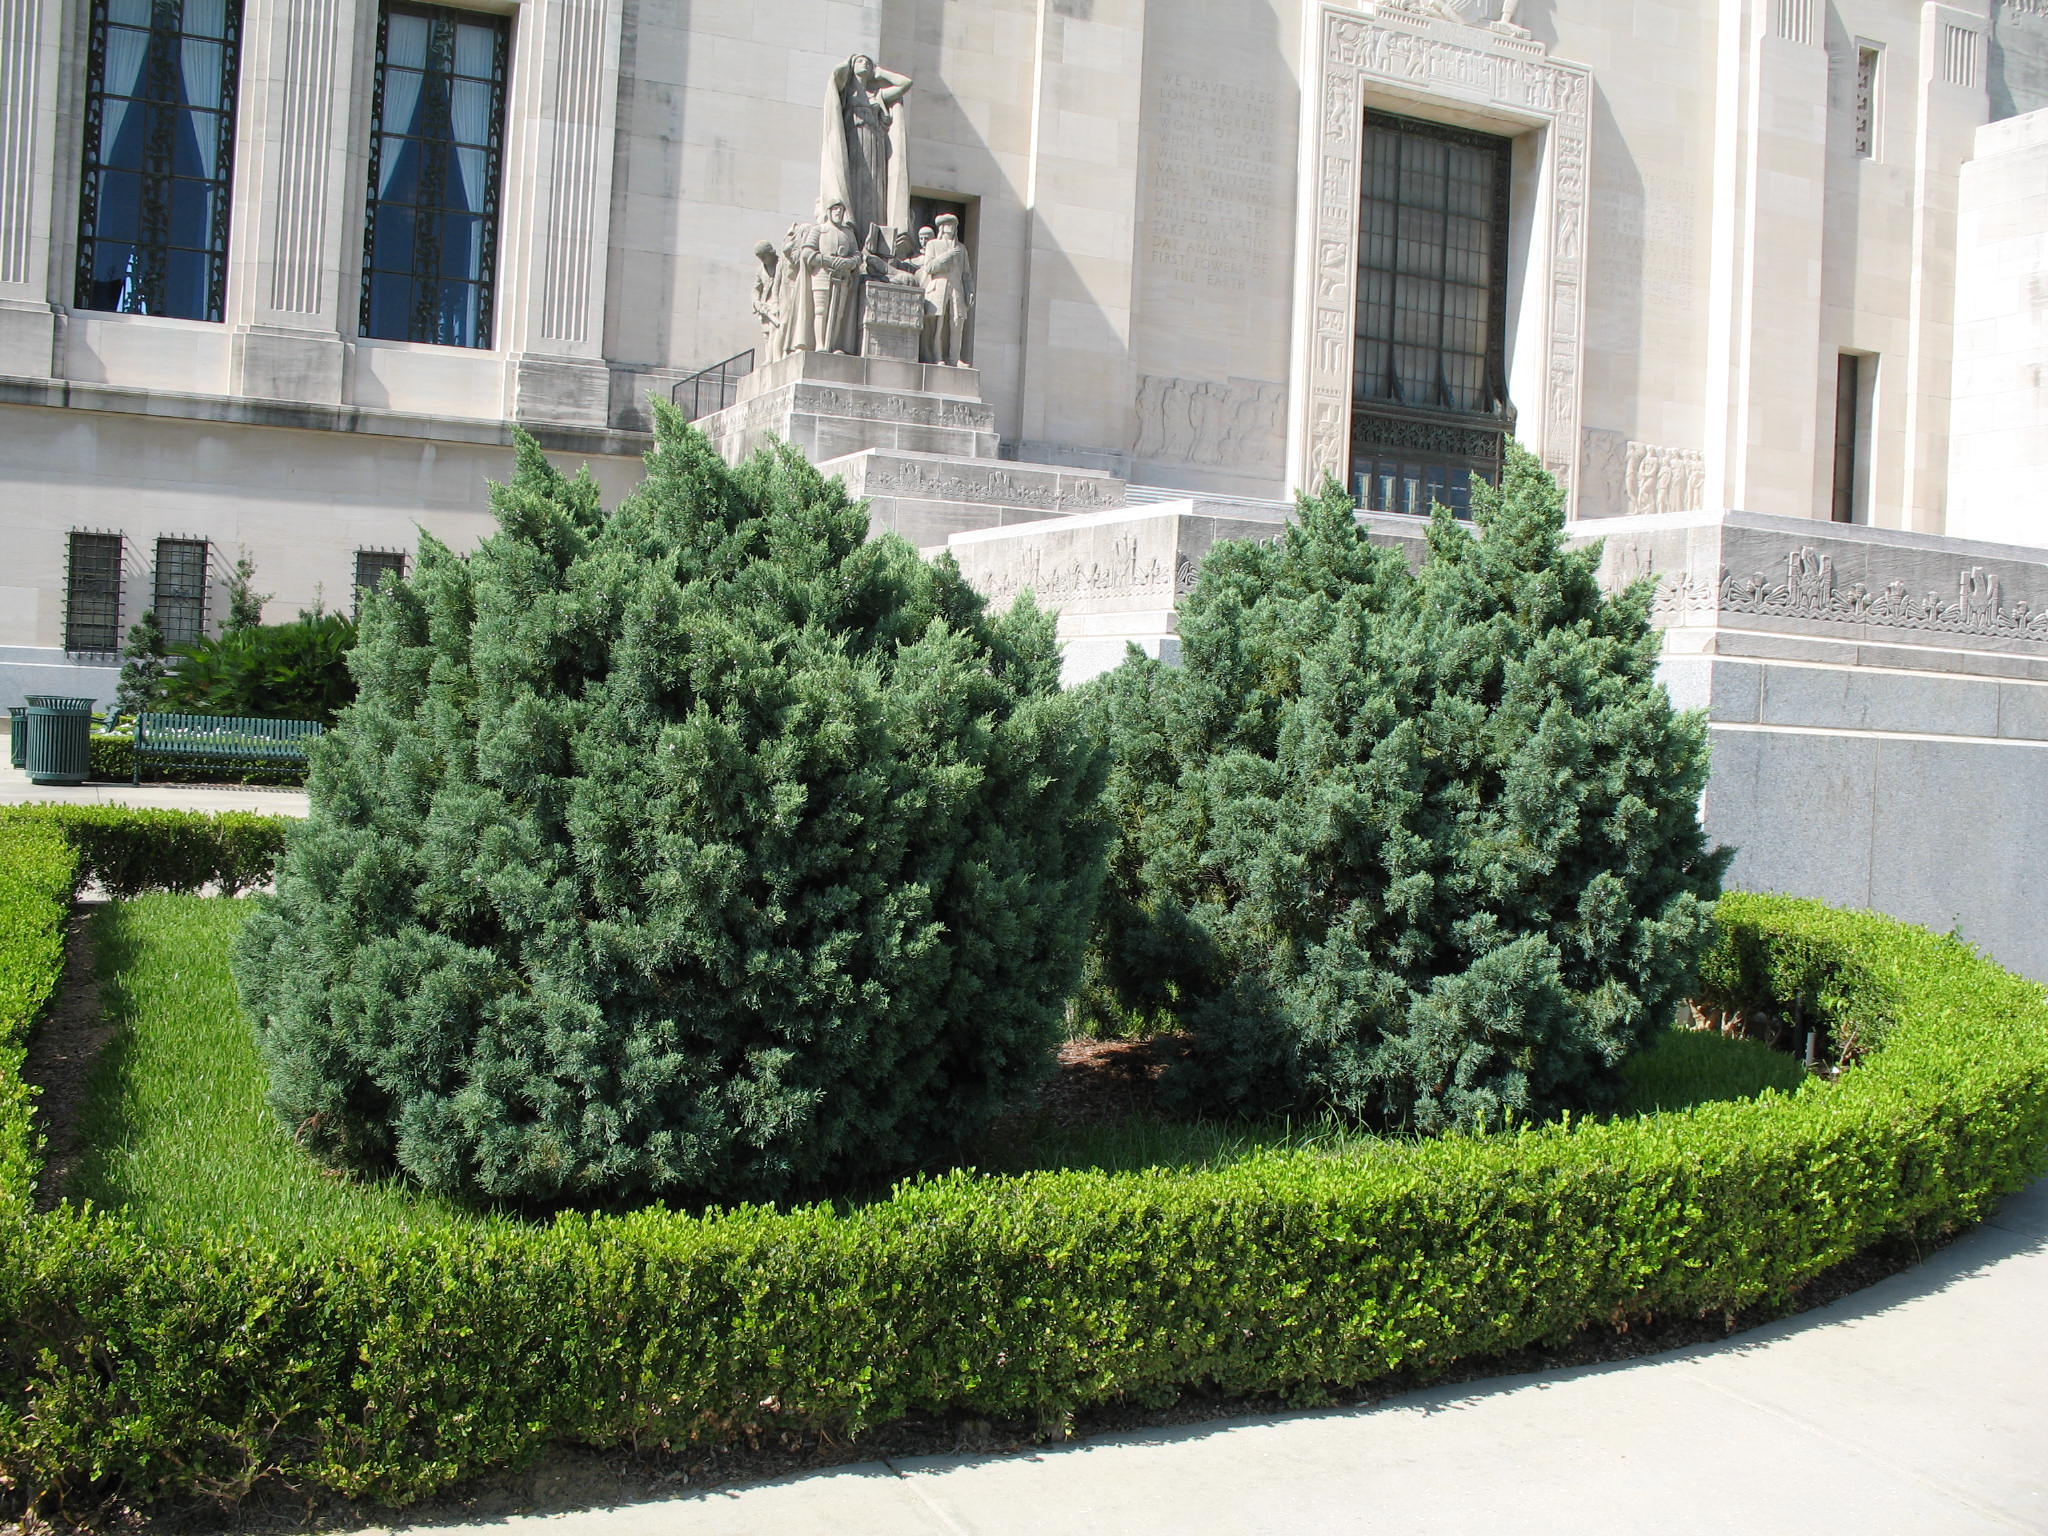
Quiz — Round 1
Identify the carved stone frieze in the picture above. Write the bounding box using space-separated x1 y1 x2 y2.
957 534 1183 609
861 460 1123 512
796 384 991 430
1635 544 2048 646
1297 5 1589 503
1624 441 1706 516
1133 375 1287 471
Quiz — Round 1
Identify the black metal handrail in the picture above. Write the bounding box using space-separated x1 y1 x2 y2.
671 348 756 421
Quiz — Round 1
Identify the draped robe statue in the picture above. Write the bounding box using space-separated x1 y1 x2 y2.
820 55 913 256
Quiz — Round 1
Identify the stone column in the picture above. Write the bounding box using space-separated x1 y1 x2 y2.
1901 1 1989 534
1009 0 1147 475
0 0 66 377
1702 0 1830 517
225 0 364 404
1944 109 2048 547
498 0 625 429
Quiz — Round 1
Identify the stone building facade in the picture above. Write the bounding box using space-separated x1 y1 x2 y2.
5 0 2048 971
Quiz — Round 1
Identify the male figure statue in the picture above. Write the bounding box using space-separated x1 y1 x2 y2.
794 199 865 355
750 240 783 356
918 213 973 367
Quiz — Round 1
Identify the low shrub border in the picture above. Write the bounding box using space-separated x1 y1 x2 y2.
0 806 295 898
1 891 2044 1511
0 821 75 1219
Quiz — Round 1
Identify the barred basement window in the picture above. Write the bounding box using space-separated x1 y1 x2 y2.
354 550 407 613
75 0 244 321
361 2 509 348
153 536 209 645
1352 112 1514 520
66 533 126 654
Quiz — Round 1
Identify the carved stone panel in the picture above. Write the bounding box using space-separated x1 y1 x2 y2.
1293 3 1591 505
1132 375 1287 472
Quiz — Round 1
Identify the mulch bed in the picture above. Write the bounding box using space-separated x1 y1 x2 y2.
10 952 1964 1533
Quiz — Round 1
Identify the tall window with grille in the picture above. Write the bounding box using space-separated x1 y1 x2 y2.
1351 112 1514 519
354 550 407 614
65 533 126 654
153 537 209 645
75 0 243 322
361 2 509 349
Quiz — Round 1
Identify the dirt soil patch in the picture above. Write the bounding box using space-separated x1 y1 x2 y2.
24 901 111 1211
1033 1035 1176 1126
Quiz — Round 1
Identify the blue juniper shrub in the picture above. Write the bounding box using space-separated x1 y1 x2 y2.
231 410 1110 1207
1083 446 1732 1132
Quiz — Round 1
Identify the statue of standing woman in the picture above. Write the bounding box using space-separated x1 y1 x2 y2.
821 55 913 257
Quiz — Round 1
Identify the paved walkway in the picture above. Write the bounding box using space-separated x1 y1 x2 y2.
0 727 309 816
388 1176 2048 1536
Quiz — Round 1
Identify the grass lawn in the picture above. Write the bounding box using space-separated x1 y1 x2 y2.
74 895 487 1241
69 895 1814 1240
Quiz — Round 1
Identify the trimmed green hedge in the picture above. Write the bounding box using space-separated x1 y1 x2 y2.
0 822 77 1219
1 892 2045 1510
0 806 294 898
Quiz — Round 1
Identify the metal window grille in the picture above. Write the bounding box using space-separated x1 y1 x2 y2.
354 549 407 613
153 536 208 644
1351 112 1514 520
1854 47 1879 157
75 0 244 322
65 532 126 653
360 2 509 349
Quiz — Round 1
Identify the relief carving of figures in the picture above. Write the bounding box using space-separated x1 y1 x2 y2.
1133 375 1286 471
822 55 912 257
1624 441 1706 516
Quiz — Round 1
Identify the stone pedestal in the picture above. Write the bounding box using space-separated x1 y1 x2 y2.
861 280 925 362
692 346 1130 545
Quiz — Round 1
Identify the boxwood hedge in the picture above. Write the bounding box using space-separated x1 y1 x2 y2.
0 806 293 899
1 881 2044 1511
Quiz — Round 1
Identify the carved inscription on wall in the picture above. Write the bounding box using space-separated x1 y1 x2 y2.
1142 73 1284 295
1132 375 1286 470
1587 181 1698 351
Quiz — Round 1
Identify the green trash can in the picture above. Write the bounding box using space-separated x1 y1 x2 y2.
24 695 94 786
7 705 24 770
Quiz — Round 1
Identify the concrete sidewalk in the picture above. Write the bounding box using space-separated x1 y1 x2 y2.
0 725 309 816
387 1176 2048 1536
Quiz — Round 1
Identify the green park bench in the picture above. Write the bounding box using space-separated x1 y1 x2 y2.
131 712 325 785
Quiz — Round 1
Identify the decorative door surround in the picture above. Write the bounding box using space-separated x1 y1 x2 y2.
1289 2 1592 506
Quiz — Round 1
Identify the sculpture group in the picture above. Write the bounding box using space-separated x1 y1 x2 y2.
751 55 975 366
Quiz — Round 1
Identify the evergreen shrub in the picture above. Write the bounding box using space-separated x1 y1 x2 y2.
4 896 2046 1510
233 414 1109 1207
1085 447 1730 1132
112 610 171 719
0 806 294 898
